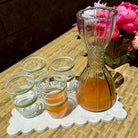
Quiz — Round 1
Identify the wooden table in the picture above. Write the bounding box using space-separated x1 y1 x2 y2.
0 29 138 138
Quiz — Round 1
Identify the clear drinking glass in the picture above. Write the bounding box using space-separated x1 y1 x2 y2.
38 73 68 119
4 72 44 118
50 55 76 93
76 7 118 112
21 55 48 83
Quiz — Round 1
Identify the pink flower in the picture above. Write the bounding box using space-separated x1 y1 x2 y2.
70 23 78 32
70 28 78 32
131 32 138 50
112 25 120 40
115 2 138 33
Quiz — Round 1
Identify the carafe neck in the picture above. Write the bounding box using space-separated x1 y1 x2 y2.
87 47 105 69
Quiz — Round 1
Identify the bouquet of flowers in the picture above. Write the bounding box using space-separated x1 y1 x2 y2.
112 2 138 51
106 2 138 68
72 1 138 68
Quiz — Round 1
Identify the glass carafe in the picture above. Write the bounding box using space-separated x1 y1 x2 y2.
76 7 118 112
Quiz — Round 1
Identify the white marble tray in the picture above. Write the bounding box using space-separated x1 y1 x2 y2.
7 94 127 137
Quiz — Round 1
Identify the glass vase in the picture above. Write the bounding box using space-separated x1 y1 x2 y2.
76 7 118 112
105 38 131 69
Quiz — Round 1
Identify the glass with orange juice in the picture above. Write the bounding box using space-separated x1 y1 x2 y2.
38 73 68 119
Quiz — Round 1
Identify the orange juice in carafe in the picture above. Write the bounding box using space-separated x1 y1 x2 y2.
77 77 116 112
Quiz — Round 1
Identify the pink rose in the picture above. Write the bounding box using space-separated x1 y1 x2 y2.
112 25 120 40
96 10 121 40
115 2 138 33
131 32 138 50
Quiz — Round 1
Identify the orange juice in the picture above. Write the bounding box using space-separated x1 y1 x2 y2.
76 78 116 111
44 89 68 118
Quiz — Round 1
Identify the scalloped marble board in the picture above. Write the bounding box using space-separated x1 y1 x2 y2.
7 95 127 137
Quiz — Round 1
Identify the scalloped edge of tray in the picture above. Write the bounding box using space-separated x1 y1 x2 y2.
7 94 127 137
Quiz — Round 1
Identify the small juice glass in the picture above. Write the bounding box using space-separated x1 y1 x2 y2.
38 73 68 119
50 55 76 93
21 55 48 99
4 72 44 118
